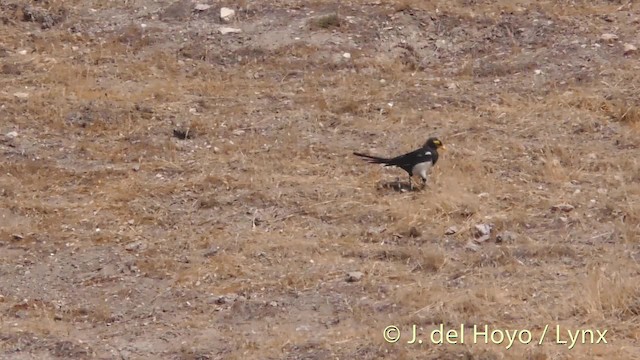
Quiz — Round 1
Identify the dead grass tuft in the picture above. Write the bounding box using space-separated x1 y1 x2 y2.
575 263 640 320
309 13 341 30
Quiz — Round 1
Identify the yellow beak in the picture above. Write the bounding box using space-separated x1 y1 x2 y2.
440 145 447 150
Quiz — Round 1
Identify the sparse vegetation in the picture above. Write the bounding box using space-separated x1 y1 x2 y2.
1 0 640 359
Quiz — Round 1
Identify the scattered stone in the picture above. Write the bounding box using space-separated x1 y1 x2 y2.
125 240 147 252
346 271 364 282
5 131 18 139
220 7 235 21
551 203 575 212
343 52 351 59
219 27 241 34
465 240 481 252
232 129 245 136
475 234 491 243
365 226 386 236
22 5 63 29
444 226 459 235
213 294 239 304
474 223 492 237
495 231 516 244
13 92 29 99
204 246 220 257
11 234 24 241
194 4 211 11
534 69 542 75
600 33 618 42
435 39 447 49
54 313 63 321
268 301 278 307
623 43 637 55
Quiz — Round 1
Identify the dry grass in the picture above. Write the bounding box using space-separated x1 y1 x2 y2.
1 0 640 359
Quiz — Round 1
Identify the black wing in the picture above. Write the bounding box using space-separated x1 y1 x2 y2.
386 148 433 168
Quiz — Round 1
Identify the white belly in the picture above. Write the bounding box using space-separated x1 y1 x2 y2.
412 161 432 179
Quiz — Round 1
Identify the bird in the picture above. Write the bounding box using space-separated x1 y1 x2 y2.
353 137 446 191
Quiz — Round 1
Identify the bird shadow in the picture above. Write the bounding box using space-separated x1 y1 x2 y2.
376 180 423 193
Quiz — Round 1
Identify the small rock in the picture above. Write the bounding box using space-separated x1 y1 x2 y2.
219 27 241 34
342 52 351 59
534 69 542 75
465 240 481 252
232 129 245 136
204 246 220 257
13 92 29 99
495 231 516 244
194 4 211 11
54 313 63 321
220 7 235 21
444 226 459 235
213 294 239 304
474 234 491 243
11 234 24 241
346 271 364 282
551 203 574 212
600 33 618 42
268 301 278 307
366 226 386 236
623 43 637 55
125 240 147 251
474 223 492 237
435 39 447 49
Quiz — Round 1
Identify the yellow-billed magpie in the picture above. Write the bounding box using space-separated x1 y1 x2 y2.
353 137 446 190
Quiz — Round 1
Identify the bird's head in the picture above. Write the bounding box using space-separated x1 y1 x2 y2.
425 137 446 150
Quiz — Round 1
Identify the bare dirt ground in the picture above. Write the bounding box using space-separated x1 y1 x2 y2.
1 0 640 359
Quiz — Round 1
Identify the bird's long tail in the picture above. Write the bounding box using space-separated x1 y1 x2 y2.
353 152 390 164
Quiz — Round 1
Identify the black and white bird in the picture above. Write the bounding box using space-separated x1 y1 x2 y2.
353 137 446 190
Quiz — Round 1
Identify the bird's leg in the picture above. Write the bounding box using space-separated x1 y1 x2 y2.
408 175 413 191
421 177 428 190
